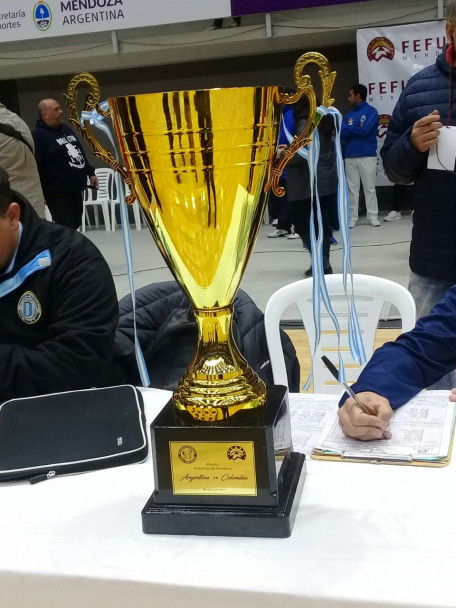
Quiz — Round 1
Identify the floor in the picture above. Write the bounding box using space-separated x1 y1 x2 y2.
85 210 413 320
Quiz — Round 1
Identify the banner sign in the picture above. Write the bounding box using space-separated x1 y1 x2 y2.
357 20 447 185
231 0 370 16
0 0 230 43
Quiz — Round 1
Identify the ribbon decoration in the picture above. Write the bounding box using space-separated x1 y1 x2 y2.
0 250 51 300
282 106 366 388
81 106 151 388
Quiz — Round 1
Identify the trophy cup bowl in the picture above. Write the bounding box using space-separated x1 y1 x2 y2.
65 53 336 537
109 86 276 422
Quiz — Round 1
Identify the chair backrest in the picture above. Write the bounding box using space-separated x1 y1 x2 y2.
264 274 416 393
94 168 115 202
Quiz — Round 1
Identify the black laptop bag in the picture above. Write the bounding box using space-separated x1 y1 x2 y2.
0 384 148 483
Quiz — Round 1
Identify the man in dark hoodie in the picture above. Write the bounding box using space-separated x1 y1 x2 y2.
32 98 98 229
0 167 120 404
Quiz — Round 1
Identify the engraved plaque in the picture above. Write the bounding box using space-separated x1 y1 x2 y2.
170 441 257 496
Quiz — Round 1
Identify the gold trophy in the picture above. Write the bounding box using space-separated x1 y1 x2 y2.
66 53 335 537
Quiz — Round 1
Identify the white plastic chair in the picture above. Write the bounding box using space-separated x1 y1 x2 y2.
122 179 143 231
82 170 111 232
106 172 142 231
264 274 416 393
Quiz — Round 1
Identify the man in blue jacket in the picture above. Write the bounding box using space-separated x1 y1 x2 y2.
32 98 98 230
341 84 380 228
380 1 456 389
338 284 456 440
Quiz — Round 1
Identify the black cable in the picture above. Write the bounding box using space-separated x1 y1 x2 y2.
274 7 436 30
0 43 110 60
110 240 411 277
121 26 264 47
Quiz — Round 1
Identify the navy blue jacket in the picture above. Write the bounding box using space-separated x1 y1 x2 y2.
32 120 95 193
0 194 120 403
341 101 378 158
381 48 456 282
114 281 300 392
340 284 456 410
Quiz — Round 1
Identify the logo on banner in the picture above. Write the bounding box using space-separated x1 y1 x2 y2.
378 115 391 139
367 37 395 62
33 1 52 31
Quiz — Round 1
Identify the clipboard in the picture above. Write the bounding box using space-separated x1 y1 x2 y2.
311 434 454 467
310 391 456 468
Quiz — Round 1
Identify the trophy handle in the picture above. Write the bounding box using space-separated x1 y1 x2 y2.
265 52 336 196
64 72 136 205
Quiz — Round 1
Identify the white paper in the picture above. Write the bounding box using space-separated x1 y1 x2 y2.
289 393 340 455
313 390 455 462
428 126 456 171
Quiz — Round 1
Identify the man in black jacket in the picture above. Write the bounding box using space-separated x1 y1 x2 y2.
32 98 98 230
0 167 120 403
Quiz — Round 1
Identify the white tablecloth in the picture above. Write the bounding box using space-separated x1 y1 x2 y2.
1 387 455 608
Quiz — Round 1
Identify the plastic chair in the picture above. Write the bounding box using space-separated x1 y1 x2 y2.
106 172 142 231
82 170 111 232
122 179 143 231
264 274 416 393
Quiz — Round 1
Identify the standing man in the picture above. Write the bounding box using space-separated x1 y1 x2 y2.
380 1 456 390
341 84 380 228
32 98 98 230
0 102 45 218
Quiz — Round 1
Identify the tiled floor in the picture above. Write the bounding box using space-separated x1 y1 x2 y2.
85 211 413 317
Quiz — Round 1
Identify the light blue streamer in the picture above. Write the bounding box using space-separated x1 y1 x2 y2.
0 250 51 299
81 106 150 388
282 105 366 388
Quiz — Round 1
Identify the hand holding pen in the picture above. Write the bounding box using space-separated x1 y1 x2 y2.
322 356 393 441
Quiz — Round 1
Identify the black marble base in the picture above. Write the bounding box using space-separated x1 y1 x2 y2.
141 451 306 538
142 385 306 537
150 385 291 507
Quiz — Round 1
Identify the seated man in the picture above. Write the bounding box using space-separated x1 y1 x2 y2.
0 166 121 403
339 285 456 440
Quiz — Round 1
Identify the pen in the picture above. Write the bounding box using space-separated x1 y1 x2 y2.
321 355 377 416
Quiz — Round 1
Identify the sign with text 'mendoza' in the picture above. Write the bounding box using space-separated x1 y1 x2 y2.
357 20 446 185
0 0 230 43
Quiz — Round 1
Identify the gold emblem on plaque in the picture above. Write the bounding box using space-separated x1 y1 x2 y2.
177 445 198 464
227 446 247 461
65 54 335 423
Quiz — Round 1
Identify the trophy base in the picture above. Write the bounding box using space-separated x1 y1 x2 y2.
141 451 305 538
142 386 306 538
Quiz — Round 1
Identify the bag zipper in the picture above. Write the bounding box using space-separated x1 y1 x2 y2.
29 470 56 484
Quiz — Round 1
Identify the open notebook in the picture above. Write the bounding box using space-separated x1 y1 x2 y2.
289 391 456 467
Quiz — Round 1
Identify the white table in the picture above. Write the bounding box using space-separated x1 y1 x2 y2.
1 388 455 608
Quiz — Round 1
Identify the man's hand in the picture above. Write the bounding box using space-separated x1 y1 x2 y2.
338 392 393 441
449 388 456 402
411 110 442 152
89 175 99 189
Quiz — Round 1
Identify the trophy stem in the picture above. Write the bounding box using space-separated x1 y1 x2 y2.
173 306 267 422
